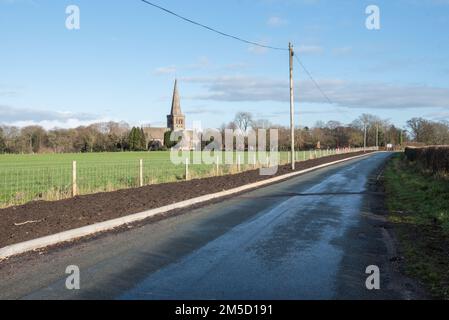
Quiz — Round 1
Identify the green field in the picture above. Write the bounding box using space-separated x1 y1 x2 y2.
0 149 341 207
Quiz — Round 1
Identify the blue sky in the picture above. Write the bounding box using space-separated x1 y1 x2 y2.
1 0 448 130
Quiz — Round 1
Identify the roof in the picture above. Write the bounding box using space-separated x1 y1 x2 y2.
170 79 182 116
144 127 168 141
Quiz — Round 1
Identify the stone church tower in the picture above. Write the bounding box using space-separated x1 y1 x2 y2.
167 79 185 131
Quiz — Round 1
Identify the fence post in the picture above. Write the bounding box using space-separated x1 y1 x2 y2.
237 155 241 172
139 159 143 187
253 154 257 169
185 158 189 181
72 160 77 197
216 155 219 176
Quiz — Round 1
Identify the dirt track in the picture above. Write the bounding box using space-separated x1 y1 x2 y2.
0 152 369 248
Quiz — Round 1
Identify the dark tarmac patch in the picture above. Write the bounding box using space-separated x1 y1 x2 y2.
334 155 429 299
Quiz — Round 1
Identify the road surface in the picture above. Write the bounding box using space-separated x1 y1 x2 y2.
0 152 421 299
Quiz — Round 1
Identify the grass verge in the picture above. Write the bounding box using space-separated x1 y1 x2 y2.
384 153 449 299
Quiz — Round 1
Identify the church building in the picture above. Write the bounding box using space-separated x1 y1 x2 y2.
144 80 192 150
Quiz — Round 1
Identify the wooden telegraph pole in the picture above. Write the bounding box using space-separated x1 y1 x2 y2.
376 124 379 149
364 123 367 152
289 43 295 170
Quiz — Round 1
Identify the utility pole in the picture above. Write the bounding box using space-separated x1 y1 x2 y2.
289 42 295 170
364 123 367 152
376 124 379 149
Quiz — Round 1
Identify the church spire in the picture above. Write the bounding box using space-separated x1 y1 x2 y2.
170 79 182 116
167 79 185 131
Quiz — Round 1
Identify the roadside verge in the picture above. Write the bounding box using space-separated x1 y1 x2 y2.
384 153 449 299
0 151 377 260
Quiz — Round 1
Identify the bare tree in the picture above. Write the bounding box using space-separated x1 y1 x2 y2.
252 119 271 130
407 117 449 145
234 112 253 134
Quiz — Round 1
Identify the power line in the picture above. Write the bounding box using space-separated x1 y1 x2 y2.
139 0 288 51
294 55 356 123
294 54 334 105
138 1 349 121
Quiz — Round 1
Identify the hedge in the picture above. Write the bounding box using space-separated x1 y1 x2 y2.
405 146 449 175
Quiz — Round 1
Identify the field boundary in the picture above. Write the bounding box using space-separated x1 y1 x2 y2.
0 151 379 260
1 149 371 208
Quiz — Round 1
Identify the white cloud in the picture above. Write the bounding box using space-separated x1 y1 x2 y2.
332 46 352 56
267 16 288 27
224 62 249 71
184 106 225 115
0 89 17 97
186 56 211 70
248 44 269 55
155 57 212 75
424 110 449 121
0 105 103 129
297 45 324 55
0 0 37 5
0 84 20 97
154 65 177 75
182 75 449 110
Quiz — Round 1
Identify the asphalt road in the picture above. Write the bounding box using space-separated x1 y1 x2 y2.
0 152 422 300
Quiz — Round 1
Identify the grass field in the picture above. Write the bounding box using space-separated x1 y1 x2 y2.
384 154 449 299
0 149 346 208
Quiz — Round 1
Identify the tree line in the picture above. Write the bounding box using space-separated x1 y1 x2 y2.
406 118 449 146
0 113 447 154
225 112 407 151
0 122 147 154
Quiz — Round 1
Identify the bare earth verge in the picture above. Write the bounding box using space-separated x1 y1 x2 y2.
0 152 369 248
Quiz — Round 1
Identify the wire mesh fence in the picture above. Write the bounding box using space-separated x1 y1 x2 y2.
0 148 372 208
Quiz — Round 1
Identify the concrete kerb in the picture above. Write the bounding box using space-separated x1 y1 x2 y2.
0 152 379 260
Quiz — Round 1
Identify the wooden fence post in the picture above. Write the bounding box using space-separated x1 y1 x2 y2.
216 155 219 176
72 160 77 197
185 158 189 181
139 159 143 187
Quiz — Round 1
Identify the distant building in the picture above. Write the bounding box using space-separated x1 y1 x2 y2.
144 80 193 150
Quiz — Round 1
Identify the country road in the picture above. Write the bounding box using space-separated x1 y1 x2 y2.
0 152 423 300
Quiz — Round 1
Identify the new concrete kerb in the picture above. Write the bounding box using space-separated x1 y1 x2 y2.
0 152 378 260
